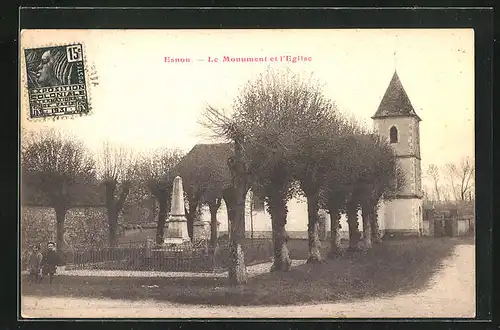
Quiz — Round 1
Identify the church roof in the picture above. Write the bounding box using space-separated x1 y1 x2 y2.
372 71 421 121
174 143 233 198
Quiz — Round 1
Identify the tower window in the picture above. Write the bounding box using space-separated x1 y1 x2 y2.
389 126 398 143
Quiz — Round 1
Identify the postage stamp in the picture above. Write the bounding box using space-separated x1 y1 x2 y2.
23 44 90 119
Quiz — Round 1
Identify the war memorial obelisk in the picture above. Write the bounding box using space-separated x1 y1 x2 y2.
164 176 191 245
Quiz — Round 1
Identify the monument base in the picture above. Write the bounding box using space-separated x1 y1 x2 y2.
163 237 190 245
164 216 190 245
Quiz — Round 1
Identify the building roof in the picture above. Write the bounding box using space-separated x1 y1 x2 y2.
372 71 421 121
174 143 233 198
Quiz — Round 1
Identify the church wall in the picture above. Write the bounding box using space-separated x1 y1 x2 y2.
374 116 422 198
198 195 421 238
382 198 422 235
397 157 417 195
199 195 366 239
374 117 415 155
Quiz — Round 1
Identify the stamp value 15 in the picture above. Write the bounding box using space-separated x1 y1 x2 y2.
24 44 89 119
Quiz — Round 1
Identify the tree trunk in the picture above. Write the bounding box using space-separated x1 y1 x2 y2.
370 204 382 244
54 206 67 253
346 200 361 251
185 195 201 241
306 193 322 263
155 197 168 245
185 206 194 241
223 135 249 285
327 205 342 258
104 180 127 248
224 189 248 285
108 208 119 247
361 204 372 249
209 200 220 248
225 204 232 241
268 192 291 272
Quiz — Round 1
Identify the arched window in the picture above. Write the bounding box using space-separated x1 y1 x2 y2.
389 126 398 143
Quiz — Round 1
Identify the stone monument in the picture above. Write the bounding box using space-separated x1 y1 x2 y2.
164 176 191 245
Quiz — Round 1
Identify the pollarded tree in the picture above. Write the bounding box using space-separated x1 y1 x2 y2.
96 142 135 247
343 131 371 251
136 148 184 245
233 68 344 265
291 109 344 263
200 68 343 280
183 185 203 241
354 134 380 249
230 68 337 269
21 129 95 252
202 107 251 284
319 119 363 257
258 160 297 271
353 133 407 249
369 135 405 245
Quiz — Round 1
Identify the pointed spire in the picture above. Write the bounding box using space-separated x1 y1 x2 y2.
372 71 421 121
394 50 397 72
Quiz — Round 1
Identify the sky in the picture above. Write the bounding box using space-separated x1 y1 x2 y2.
20 29 474 182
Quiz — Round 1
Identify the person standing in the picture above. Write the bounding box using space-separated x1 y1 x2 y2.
41 241 60 284
27 244 43 284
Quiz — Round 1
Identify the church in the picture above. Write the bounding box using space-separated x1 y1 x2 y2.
195 70 425 239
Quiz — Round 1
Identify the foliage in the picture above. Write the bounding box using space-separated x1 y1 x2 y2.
136 148 185 201
21 129 96 209
21 129 96 251
21 206 108 259
424 157 475 202
444 157 475 201
134 148 184 244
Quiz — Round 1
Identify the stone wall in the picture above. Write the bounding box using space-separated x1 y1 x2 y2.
21 206 109 251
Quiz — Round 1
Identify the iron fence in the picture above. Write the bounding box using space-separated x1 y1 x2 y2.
63 238 274 273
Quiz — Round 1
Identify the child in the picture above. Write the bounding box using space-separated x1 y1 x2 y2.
41 241 59 284
27 244 43 283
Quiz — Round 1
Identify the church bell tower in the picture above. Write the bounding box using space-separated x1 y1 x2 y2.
372 70 423 236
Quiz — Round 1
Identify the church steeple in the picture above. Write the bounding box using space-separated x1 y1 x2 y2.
371 69 424 237
372 71 421 121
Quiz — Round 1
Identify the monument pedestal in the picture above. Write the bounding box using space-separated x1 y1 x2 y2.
164 217 190 244
163 176 191 245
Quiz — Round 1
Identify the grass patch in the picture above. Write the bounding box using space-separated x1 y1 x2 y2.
21 237 470 306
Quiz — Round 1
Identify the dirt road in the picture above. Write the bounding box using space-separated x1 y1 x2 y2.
21 244 475 318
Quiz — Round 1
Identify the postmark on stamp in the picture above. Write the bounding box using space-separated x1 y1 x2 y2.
24 44 90 119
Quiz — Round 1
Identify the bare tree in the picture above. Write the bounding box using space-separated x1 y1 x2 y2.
246 190 257 240
96 142 134 247
136 148 184 245
319 119 363 257
21 129 95 252
207 196 223 246
444 164 459 201
426 164 441 202
201 106 251 284
356 134 407 249
231 68 338 268
445 157 475 201
292 109 343 264
184 188 203 241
